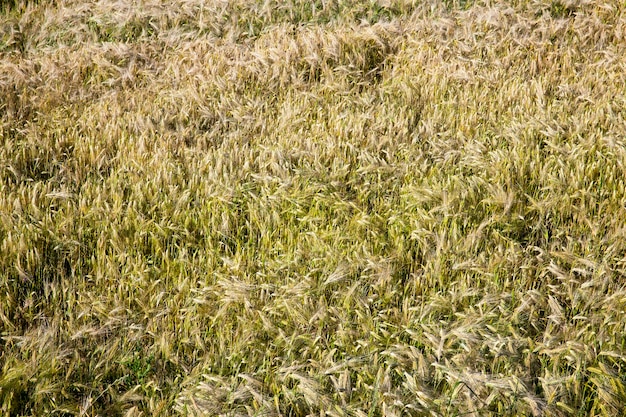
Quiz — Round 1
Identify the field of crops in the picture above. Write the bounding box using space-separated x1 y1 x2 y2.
2 0 626 415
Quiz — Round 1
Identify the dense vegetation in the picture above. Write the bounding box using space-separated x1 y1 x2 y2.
2 0 626 415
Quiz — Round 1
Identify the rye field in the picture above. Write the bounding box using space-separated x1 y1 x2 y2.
1 0 626 415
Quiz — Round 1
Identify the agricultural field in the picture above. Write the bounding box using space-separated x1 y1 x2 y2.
1 0 626 415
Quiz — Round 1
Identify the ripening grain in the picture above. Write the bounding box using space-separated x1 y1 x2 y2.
2 0 626 416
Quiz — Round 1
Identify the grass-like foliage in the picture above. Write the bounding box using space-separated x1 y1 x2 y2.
2 0 626 415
